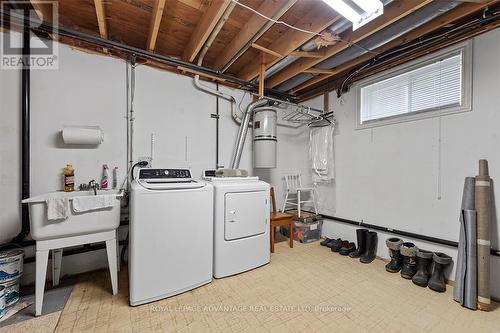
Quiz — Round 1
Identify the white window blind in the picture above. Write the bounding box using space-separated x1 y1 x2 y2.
360 52 464 124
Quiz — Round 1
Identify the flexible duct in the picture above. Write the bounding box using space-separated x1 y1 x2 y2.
230 98 268 169
276 0 461 91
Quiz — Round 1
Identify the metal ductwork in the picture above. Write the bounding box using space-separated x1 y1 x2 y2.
276 0 461 92
230 98 268 169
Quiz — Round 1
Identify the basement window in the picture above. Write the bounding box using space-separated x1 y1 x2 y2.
356 41 472 129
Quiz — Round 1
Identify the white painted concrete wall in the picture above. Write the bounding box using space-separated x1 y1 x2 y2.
0 53 22 244
0 35 283 283
310 28 500 298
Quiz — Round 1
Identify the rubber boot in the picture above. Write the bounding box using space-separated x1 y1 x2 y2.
348 229 368 258
385 238 403 273
400 242 418 279
412 250 433 287
360 231 377 264
428 252 452 292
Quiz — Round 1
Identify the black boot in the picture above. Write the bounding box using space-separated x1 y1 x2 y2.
412 250 433 287
385 238 403 273
360 231 377 264
428 252 452 292
400 242 418 279
348 229 368 258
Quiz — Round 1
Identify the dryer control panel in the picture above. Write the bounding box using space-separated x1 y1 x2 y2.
139 168 192 182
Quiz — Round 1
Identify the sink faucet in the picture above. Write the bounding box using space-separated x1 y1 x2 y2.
78 180 101 195
88 180 100 195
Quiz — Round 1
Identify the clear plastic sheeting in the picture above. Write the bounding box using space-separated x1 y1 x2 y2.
309 124 335 183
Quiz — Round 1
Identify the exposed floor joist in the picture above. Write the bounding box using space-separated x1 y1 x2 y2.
265 0 432 88
236 2 342 81
213 0 297 71
291 0 499 95
30 0 54 39
93 0 108 53
147 0 166 52
182 0 231 62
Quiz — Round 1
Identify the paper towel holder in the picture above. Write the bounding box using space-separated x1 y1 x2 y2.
61 125 104 146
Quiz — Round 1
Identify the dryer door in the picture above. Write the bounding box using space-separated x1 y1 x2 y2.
225 191 268 241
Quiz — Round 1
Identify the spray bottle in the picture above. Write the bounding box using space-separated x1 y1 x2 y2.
101 164 109 190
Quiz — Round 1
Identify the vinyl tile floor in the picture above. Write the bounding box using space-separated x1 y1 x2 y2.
2 240 500 333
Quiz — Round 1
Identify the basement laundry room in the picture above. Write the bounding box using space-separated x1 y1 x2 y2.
1 0 500 332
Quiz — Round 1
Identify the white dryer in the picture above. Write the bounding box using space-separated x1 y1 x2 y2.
205 175 270 278
129 168 213 306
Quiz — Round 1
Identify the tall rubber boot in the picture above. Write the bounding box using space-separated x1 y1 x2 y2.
400 242 418 279
360 231 377 264
349 229 368 258
385 238 403 273
428 252 452 292
412 250 433 287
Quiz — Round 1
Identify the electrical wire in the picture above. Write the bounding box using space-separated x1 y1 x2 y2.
230 0 380 55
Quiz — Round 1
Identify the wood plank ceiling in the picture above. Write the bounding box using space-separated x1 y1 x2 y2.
18 0 500 101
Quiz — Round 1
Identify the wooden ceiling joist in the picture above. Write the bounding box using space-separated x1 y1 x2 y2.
182 0 231 62
213 0 297 70
266 0 432 88
291 0 499 94
30 0 54 39
251 43 284 58
147 0 166 52
93 0 108 39
237 2 342 81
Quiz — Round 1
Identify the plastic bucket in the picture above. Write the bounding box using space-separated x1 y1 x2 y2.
0 249 24 283
0 285 5 319
1 278 20 307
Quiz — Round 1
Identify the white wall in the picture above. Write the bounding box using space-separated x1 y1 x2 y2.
313 28 500 298
0 35 273 283
0 53 22 244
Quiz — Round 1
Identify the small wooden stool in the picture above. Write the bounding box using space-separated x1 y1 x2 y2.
270 187 294 253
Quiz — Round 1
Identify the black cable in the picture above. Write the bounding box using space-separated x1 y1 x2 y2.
131 161 149 180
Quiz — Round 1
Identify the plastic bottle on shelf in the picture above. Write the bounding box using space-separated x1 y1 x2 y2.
101 164 109 190
112 167 118 189
63 163 75 192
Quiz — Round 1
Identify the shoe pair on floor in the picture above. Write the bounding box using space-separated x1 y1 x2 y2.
385 238 452 292
320 238 355 255
320 229 377 263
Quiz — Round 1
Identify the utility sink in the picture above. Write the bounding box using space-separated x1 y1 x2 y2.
22 190 123 241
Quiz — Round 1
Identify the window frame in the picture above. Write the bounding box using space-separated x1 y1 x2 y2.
355 41 473 129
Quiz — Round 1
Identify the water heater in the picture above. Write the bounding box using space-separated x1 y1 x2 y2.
253 108 277 168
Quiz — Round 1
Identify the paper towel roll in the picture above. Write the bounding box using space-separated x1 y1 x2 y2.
62 126 104 145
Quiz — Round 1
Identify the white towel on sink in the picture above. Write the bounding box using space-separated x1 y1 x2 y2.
46 198 70 220
72 195 117 213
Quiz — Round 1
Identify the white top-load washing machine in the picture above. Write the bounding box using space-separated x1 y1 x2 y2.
204 173 270 278
129 168 213 306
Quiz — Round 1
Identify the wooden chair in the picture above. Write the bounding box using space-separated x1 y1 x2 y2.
270 187 294 253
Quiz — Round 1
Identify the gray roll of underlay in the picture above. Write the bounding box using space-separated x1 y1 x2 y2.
454 177 476 306
476 159 491 312
463 209 477 310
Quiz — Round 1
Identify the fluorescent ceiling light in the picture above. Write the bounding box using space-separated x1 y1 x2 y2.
322 0 384 31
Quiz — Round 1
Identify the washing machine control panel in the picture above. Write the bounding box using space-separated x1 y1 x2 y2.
139 168 192 180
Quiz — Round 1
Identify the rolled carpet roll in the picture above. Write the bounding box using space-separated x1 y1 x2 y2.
476 159 491 311
463 209 477 310
453 177 476 308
